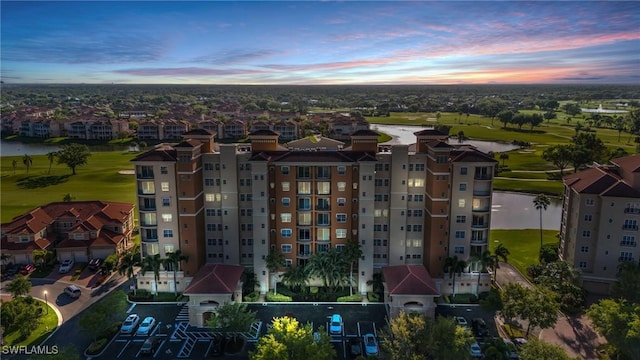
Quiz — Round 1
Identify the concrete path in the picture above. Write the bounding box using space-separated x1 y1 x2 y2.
495 262 606 360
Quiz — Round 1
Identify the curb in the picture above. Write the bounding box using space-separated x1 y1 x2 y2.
35 296 64 346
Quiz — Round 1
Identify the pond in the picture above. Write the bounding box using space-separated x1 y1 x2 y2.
0 139 138 157
371 124 520 153
491 191 562 230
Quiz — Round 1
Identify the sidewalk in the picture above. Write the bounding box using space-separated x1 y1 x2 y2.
495 262 605 360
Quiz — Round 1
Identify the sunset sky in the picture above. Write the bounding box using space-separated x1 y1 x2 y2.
1 1 639 85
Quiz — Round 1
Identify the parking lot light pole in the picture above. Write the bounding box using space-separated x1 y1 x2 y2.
43 290 48 314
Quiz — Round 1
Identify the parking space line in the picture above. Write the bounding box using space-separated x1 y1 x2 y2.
126 303 136 314
116 340 131 358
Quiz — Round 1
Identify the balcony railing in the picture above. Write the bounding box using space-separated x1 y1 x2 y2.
472 207 490 213
136 171 154 179
474 174 492 180
620 241 637 248
618 257 635 262
624 208 640 214
471 223 489 229
141 237 158 243
473 190 491 197
622 225 639 231
471 239 488 245
298 252 312 258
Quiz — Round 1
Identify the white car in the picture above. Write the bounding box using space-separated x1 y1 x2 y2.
456 316 469 328
120 314 140 334
58 259 75 274
470 342 483 358
136 316 157 336
329 314 343 335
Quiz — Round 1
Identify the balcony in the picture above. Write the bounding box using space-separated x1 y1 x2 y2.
471 223 489 229
473 190 491 197
624 208 640 214
618 257 635 262
141 237 158 243
471 239 488 245
620 241 637 248
136 171 154 179
472 207 490 213
622 225 639 231
298 252 312 259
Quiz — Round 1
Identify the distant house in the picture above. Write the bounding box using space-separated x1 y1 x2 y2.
163 120 190 140
138 120 163 140
223 119 247 139
1 201 135 264
382 265 440 318
273 120 299 141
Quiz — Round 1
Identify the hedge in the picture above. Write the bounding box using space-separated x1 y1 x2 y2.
337 294 362 302
266 293 292 302
244 291 260 302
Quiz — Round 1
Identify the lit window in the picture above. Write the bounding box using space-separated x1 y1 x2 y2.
317 182 331 195
282 182 290 191
337 182 346 191
459 199 466 208
298 181 311 194
336 229 347 238
317 228 330 241
161 182 170 192
140 181 155 194
162 214 172 222
280 213 292 223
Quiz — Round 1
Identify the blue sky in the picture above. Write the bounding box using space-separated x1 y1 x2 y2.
1 1 639 84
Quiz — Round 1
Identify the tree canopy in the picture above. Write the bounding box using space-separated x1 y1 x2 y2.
56 143 91 175
587 298 640 360
250 317 335 360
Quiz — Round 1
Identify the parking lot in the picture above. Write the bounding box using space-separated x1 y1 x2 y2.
95 302 388 360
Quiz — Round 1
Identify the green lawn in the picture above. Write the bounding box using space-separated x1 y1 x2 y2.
490 229 559 276
1 151 137 222
493 178 564 196
3 301 58 346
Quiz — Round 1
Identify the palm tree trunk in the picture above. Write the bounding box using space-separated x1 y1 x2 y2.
173 269 178 297
349 263 354 296
539 209 544 254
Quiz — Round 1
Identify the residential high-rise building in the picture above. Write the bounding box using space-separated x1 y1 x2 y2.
559 155 640 294
131 128 497 298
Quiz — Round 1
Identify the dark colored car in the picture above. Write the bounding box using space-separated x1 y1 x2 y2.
349 337 362 358
472 318 489 337
88 258 103 271
19 264 35 275
140 337 161 356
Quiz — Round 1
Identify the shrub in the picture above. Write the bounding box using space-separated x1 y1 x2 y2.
367 292 380 302
337 294 362 302
128 289 151 301
86 338 108 355
244 291 260 302
266 292 292 302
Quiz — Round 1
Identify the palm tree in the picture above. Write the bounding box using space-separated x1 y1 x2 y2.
499 153 509 167
343 239 363 296
118 249 140 295
533 194 551 254
12 159 17 174
46 152 57 174
22 154 32 174
475 250 496 293
164 250 189 296
457 130 465 143
282 265 310 294
6 275 31 297
444 256 467 299
494 243 511 280
309 249 348 293
140 254 162 296
32 249 49 268
265 250 285 294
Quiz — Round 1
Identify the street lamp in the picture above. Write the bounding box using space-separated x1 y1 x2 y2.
43 290 48 314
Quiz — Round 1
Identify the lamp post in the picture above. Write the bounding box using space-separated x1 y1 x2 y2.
43 290 48 314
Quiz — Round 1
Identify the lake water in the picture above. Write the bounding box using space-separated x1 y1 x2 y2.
372 124 520 153
491 191 562 230
0 140 138 157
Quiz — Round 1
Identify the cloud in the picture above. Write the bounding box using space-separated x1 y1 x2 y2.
190 49 281 65
111 67 268 77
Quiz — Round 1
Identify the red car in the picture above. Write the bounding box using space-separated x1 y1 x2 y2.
19 264 35 275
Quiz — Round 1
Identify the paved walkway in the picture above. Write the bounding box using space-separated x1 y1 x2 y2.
495 262 606 360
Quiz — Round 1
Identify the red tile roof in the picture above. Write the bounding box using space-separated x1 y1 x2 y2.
564 165 640 197
610 154 640 172
183 264 244 295
382 265 440 296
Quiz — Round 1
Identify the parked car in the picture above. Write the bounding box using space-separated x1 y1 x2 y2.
472 318 489 337
140 337 161 356
136 316 157 336
364 333 378 356
64 285 81 298
456 316 469 328
470 342 483 358
58 259 75 274
121 314 140 334
329 314 343 335
503 339 520 359
88 258 103 271
349 337 362 358
19 264 35 275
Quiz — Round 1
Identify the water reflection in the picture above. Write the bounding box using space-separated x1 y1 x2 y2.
491 191 562 230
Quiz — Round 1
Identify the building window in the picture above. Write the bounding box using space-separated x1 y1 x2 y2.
163 229 173 238
161 214 172 222
579 261 587 269
337 182 346 191
455 231 465 239
454 246 464 254
140 181 155 194
460 167 467 175
456 215 466 223
298 229 311 241
281 166 290 175
337 166 346 175
580 246 589 253
415 164 425 171
623 219 638 230
281 229 292 238
204 163 214 171
586 198 595 206
298 181 311 194
298 212 312 225
280 213 292 223
160 166 168 174
336 229 347 238
582 230 591 238
621 235 636 247
281 197 290 206
336 213 347 223
459 183 467 191
337 198 346 206
297 166 311 179
619 252 633 262
282 182 290 191
317 213 330 226
298 198 311 211
317 166 331 179
317 228 330 241
584 214 592 222
281 244 292 254
458 199 466 208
